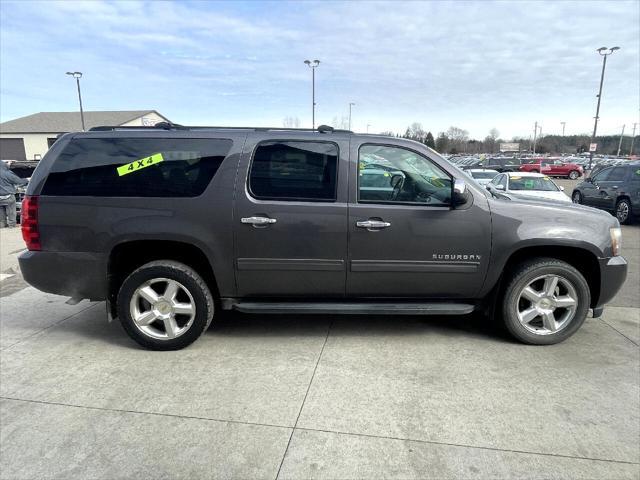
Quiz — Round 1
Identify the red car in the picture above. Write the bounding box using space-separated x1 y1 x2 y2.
520 158 583 179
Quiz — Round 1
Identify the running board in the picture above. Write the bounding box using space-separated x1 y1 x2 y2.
232 302 475 315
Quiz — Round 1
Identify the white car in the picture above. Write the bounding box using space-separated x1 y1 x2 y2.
488 172 571 203
466 168 499 186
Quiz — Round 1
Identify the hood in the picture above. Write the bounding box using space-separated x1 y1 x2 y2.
0 161 9 172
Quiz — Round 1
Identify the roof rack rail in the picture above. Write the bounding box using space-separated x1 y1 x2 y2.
88 123 353 133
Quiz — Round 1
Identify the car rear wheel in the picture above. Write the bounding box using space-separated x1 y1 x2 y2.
568 170 579 180
616 198 632 225
117 260 214 350
571 191 582 204
531 169 539 173
502 258 590 345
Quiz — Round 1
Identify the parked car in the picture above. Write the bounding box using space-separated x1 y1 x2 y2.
483 157 521 173
520 158 583 179
488 172 571 203
2 160 36 222
19 124 626 350
571 162 640 224
466 168 499 185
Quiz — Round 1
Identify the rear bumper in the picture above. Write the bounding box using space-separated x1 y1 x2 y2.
593 256 627 315
19 250 106 300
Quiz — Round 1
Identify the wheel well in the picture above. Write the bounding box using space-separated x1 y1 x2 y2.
615 195 630 204
502 246 600 308
107 240 219 316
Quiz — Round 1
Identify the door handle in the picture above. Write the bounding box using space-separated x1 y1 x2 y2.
241 216 277 226
356 220 391 229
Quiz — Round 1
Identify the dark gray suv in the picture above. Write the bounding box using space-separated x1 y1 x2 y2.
571 162 640 224
19 125 627 350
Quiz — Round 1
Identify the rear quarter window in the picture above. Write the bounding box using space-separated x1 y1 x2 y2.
41 137 232 197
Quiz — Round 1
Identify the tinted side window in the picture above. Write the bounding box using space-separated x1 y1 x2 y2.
358 145 451 205
607 167 628 182
249 141 338 201
42 137 232 197
592 167 612 182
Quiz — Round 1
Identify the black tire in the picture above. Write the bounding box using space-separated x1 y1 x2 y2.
568 170 579 180
117 260 214 350
501 258 590 345
615 198 632 225
531 169 539 173
571 190 582 204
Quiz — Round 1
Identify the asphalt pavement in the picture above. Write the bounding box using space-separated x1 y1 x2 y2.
0 215 638 479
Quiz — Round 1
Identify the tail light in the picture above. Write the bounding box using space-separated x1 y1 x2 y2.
21 195 41 251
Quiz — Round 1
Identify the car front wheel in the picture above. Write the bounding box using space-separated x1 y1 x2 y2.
571 191 582 204
502 258 590 345
616 198 632 224
117 260 214 350
568 170 580 180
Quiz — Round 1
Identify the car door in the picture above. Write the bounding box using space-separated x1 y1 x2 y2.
233 133 349 297
596 166 629 210
582 167 612 207
346 141 491 298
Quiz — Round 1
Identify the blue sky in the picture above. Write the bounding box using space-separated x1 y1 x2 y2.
1 0 638 139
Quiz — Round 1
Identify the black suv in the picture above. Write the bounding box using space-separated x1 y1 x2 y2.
571 162 640 224
19 125 627 350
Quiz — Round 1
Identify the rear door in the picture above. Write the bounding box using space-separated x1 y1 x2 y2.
596 166 629 210
233 133 349 297
346 141 491 298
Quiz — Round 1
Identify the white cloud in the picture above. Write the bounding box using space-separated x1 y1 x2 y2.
0 0 638 138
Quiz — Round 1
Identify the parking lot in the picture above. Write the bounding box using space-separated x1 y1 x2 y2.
1 194 638 479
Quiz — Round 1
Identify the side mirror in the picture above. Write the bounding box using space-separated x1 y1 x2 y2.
453 178 470 206
494 184 505 191
559 185 565 191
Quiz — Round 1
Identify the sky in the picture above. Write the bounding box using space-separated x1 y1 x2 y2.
1 0 638 139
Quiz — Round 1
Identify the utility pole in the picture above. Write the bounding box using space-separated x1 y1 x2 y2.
560 122 566 136
532 121 538 154
617 124 626 156
630 123 638 156
366 123 371 134
303 60 320 129
588 47 620 170
348 102 355 131
66 71 85 131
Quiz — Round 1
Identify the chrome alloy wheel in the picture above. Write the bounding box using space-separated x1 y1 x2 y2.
130 278 196 340
516 274 578 335
616 201 629 223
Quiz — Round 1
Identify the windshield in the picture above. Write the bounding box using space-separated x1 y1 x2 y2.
509 176 558 191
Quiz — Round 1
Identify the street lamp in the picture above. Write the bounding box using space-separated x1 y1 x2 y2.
348 102 355 131
630 122 638 156
303 60 320 129
66 71 85 131
588 46 620 170
560 122 566 136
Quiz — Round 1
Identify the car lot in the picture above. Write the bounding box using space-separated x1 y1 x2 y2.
0 219 638 479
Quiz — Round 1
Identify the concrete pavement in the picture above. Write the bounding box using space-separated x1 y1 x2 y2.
1 226 639 479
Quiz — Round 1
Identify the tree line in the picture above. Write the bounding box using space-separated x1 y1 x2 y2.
382 122 638 156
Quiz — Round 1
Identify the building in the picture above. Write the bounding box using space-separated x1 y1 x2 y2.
0 110 170 161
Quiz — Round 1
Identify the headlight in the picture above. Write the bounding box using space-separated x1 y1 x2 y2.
610 227 622 256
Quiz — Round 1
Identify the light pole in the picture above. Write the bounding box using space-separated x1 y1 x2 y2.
66 71 85 131
366 123 371 133
303 60 320 129
560 122 566 136
617 124 626 156
588 46 620 170
348 102 355 131
560 122 566 155
532 121 539 154
630 122 638 156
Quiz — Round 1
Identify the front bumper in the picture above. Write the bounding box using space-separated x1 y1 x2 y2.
19 250 107 301
592 256 628 317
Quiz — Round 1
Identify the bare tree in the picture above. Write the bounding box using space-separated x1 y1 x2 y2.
283 116 301 128
488 128 500 140
331 115 349 129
